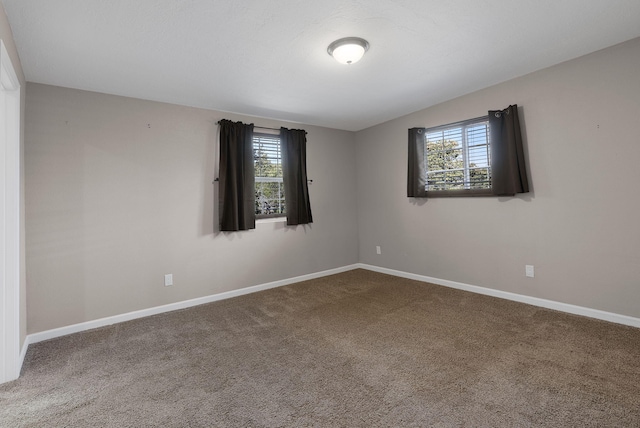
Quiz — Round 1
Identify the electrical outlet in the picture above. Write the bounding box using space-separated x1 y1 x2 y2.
525 265 534 278
164 274 173 286
376 246 381 255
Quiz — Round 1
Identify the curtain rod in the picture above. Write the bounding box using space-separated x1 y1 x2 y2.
216 120 280 132
216 120 307 134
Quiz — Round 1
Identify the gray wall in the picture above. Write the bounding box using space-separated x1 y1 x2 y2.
355 37 640 318
25 84 359 334
23 36 640 335
0 3 27 349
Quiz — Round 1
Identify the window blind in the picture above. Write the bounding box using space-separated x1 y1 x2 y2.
424 117 491 191
253 133 285 217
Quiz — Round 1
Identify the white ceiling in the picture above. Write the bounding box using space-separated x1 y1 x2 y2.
3 1 640 131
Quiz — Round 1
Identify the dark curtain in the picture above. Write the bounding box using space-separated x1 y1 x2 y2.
281 127 313 225
489 105 530 196
218 120 255 231
407 127 427 197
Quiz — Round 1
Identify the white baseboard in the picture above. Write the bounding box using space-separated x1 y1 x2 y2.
19 337 30 372
27 264 360 345
25 262 640 349
356 263 640 329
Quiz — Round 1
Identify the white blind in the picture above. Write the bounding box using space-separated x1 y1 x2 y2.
253 133 285 216
424 117 491 191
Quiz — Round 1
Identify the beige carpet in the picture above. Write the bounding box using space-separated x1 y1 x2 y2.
2 269 639 427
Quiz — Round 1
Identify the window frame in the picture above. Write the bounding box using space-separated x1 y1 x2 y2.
253 131 286 219
423 115 493 197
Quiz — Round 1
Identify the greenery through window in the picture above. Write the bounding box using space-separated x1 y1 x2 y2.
254 133 285 218
425 117 491 192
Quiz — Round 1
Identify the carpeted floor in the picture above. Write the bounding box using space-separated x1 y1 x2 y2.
1 269 639 427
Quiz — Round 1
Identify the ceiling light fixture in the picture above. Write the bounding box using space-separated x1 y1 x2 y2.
327 37 369 65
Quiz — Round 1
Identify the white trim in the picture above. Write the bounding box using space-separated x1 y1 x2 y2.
0 40 22 384
24 262 640 350
356 263 640 328
19 335 30 369
27 264 360 344
256 216 286 224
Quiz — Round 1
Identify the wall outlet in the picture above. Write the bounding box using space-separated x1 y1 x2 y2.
376 246 381 255
525 265 534 278
164 274 173 286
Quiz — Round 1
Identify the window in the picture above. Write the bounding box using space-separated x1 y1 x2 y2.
408 105 528 199
219 119 312 231
424 116 491 195
253 133 285 218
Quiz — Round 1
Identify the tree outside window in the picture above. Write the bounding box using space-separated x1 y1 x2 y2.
254 134 285 217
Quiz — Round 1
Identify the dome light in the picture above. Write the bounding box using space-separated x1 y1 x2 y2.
327 37 369 65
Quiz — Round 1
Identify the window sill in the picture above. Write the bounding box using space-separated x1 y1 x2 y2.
424 189 494 198
256 216 286 224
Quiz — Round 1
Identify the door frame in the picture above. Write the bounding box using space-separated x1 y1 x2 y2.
0 39 22 384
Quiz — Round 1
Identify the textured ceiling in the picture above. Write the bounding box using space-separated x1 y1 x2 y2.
3 0 640 131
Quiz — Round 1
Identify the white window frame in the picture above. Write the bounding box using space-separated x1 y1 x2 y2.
424 116 492 196
253 131 285 219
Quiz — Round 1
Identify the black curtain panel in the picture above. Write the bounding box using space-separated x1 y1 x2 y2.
407 127 427 197
281 127 313 225
489 105 530 196
218 120 255 231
